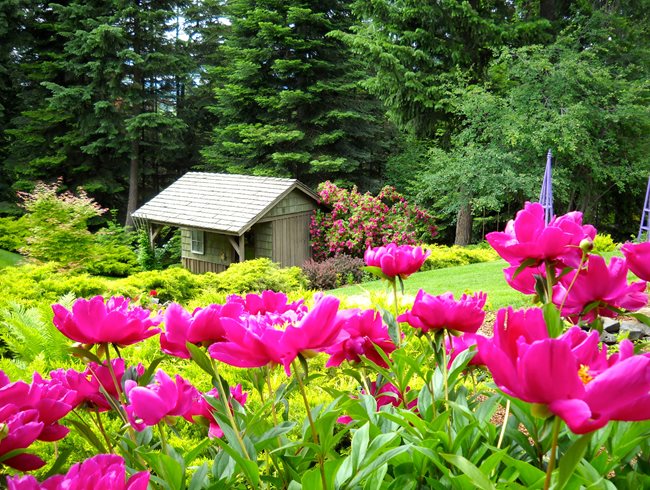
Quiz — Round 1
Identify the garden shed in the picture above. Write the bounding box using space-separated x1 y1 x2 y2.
131 172 321 273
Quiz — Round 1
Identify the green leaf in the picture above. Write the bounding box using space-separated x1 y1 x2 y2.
628 312 650 327
513 258 539 279
138 356 166 386
66 418 107 453
363 265 391 282
68 346 102 364
185 341 215 378
212 436 260 487
138 451 185 490
42 447 73 479
351 422 370 472
557 433 594 490
542 303 563 338
380 307 401 346
440 453 496 490
189 463 210 490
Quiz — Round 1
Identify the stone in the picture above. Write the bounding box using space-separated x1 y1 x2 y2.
602 318 620 333
619 321 650 341
599 332 618 345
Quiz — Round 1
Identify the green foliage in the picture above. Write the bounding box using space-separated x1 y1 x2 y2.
420 244 499 272
111 268 204 304
201 0 395 185
592 234 618 253
18 181 106 265
0 216 28 251
205 258 308 294
137 228 182 271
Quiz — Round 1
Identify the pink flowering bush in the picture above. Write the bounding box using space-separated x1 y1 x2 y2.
310 182 437 260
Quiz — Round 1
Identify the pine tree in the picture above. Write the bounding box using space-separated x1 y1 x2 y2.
201 0 395 187
3 1 194 225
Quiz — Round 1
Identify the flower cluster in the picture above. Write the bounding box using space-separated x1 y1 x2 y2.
0 371 76 471
477 308 650 433
310 181 437 260
364 243 430 280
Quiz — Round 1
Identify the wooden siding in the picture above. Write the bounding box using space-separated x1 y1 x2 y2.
253 222 273 259
181 228 235 267
182 257 228 274
262 189 317 219
272 213 312 267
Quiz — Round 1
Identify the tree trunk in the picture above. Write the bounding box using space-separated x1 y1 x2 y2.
125 139 139 228
454 202 473 246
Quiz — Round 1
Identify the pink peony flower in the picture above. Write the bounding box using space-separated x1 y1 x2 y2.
160 302 242 358
52 296 161 346
486 202 596 269
280 295 346 373
6 454 150 489
326 309 396 368
552 255 647 323
185 384 248 438
445 333 486 367
208 316 287 369
50 359 142 411
124 370 197 430
337 381 416 424
621 241 650 281
0 409 45 471
364 243 430 279
503 264 547 296
398 289 487 334
477 311 650 434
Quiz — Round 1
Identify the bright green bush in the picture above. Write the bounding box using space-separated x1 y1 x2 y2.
206 258 308 294
0 216 28 252
110 267 204 304
592 233 618 253
419 244 499 271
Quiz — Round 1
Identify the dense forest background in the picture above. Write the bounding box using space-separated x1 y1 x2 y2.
1 0 649 244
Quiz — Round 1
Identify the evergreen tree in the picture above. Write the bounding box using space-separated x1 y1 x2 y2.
3 1 194 225
201 0 395 187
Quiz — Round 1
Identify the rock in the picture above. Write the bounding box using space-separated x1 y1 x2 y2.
602 318 620 333
619 321 650 341
599 332 618 345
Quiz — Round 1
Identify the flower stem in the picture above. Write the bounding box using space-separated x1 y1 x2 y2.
441 331 452 444
392 280 401 349
496 399 510 449
103 343 123 401
265 368 278 427
158 421 168 454
211 360 250 461
544 416 562 490
292 359 327 490
544 261 556 305
94 408 114 454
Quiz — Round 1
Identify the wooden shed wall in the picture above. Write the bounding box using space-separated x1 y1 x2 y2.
180 228 234 273
253 222 273 259
262 189 317 219
271 213 312 267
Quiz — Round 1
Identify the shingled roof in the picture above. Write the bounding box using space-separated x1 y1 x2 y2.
131 172 320 235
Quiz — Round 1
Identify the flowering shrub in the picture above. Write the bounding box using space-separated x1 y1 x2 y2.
302 254 367 290
310 181 437 260
2 203 650 489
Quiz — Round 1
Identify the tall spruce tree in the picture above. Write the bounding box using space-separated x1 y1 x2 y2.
201 0 394 187
3 1 193 225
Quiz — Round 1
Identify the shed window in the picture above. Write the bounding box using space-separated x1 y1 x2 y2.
191 230 204 255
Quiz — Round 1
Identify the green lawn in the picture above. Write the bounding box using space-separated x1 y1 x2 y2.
328 259 531 310
0 249 22 268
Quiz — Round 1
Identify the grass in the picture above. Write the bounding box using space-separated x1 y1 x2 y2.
0 249 22 268
328 259 531 310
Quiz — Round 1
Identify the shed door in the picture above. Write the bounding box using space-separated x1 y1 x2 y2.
272 213 312 267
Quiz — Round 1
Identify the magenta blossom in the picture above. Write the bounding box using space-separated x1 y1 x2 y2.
52 296 161 346
486 202 596 269
208 316 287 369
477 310 650 434
230 290 307 317
503 263 549 296
398 289 487 334
338 381 417 424
326 309 396 368
124 370 197 430
445 333 486 367
0 409 45 471
51 359 143 411
364 243 430 279
6 454 150 490
621 241 650 281
552 255 647 323
160 302 242 358
280 295 347 373
185 384 248 438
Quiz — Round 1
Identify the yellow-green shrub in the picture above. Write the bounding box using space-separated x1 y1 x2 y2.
592 233 618 253
419 244 499 271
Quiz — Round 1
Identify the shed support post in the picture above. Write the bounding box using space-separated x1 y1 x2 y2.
227 235 246 262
